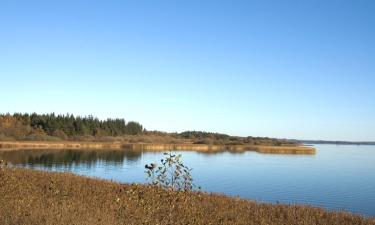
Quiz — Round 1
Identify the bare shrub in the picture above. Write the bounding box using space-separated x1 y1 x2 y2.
193 138 214 145
24 134 61 141
145 152 197 191
52 130 68 140
0 133 14 141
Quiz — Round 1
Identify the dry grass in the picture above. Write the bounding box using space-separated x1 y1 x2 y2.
0 141 316 155
1 168 373 225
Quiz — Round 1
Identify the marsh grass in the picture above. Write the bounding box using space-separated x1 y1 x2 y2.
0 168 374 225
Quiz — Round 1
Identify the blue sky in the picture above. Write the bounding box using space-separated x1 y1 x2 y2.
0 0 374 141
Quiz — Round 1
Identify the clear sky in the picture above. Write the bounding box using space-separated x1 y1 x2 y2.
1 0 374 141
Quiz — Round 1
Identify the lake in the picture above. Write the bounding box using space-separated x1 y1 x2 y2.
1 144 374 216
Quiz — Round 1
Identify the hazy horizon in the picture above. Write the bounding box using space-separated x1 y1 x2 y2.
1 1 374 141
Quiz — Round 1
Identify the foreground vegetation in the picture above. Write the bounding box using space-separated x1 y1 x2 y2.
0 168 373 225
0 113 296 147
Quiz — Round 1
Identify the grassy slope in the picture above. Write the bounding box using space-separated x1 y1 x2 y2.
1 168 373 225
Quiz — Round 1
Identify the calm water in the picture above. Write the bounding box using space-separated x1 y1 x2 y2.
1 144 374 216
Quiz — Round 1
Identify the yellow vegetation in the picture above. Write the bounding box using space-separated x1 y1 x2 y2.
0 141 315 154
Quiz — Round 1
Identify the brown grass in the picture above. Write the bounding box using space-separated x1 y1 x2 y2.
0 141 316 154
1 168 373 225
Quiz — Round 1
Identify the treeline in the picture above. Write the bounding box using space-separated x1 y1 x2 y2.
0 113 143 141
145 130 297 146
179 131 230 140
179 131 296 146
0 113 296 146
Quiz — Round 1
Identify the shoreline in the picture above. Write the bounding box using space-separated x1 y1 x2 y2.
0 141 316 154
0 168 373 225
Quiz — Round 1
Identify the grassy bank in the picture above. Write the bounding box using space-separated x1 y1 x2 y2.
0 168 373 225
0 141 316 154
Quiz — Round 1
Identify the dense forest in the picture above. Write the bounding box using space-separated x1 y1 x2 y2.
0 113 143 141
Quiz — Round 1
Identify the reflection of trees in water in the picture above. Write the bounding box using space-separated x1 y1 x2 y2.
0 149 142 169
196 150 246 158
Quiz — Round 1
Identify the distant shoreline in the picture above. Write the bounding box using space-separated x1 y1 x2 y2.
300 140 375 146
0 141 316 154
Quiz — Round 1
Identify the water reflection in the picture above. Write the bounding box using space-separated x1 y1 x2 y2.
0 149 142 168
